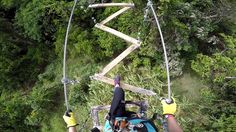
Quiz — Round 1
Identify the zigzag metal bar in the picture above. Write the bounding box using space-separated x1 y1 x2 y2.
100 44 139 75
88 3 135 8
92 75 156 96
90 3 156 96
95 23 141 45
101 7 131 25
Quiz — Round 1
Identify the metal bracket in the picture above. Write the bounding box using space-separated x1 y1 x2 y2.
61 77 80 85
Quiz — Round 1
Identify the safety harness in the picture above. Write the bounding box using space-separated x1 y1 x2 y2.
103 100 159 132
104 116 159 132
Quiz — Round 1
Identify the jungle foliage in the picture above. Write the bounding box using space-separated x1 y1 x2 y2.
0 0 235 131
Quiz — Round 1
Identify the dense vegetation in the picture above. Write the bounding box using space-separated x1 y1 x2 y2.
0 0 235 131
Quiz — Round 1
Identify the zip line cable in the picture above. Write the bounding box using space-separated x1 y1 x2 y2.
147 0 171 101
62 0 79 111
146 1 171 131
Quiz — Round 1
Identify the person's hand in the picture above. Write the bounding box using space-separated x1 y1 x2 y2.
161 97 176 115
63 110 78 128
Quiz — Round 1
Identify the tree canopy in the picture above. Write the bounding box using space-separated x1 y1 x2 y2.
0 0 235 131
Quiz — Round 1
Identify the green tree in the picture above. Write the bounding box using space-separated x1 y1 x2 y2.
0 18 53 90
0 91 39 131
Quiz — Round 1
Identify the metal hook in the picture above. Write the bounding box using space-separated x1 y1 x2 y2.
61 77 80 85
91 17 97 24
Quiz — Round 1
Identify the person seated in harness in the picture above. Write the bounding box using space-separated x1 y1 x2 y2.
63 76 183 132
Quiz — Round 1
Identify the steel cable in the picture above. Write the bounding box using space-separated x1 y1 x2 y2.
147 0 171 101
62 0 79 111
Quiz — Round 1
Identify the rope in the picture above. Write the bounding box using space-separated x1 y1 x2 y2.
78 111 91 132
147 0 171 101
62 0 79 111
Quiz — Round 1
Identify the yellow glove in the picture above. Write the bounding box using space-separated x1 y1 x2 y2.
63 110 78 128
161 98 177 115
